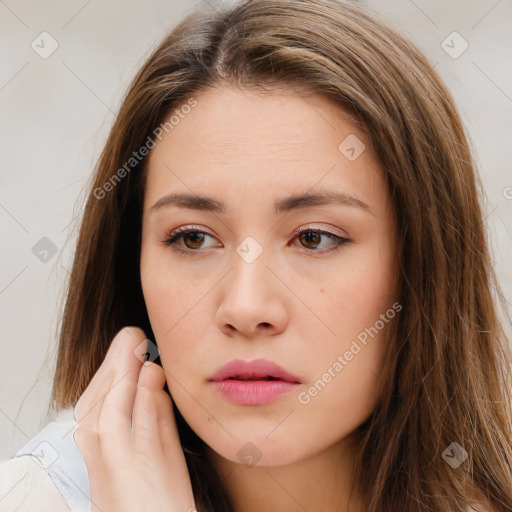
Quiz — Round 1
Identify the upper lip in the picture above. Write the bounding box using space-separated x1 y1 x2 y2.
209 358 301 383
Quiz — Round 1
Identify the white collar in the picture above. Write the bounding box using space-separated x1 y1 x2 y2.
12 406 91 512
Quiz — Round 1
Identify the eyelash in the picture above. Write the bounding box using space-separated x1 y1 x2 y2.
160 226 351 256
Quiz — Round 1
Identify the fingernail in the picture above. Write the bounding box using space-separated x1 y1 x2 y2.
143 360 152 367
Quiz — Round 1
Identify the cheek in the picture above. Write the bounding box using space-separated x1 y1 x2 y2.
292 339 385 460
141 249 200 333
140 256 212 372
296 272 396 444
322 243 397 341
137 238 397 466
305 242 397 404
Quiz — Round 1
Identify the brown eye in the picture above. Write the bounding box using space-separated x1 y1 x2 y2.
161 227 350 256
294 229 350 253
298 231 322 249
161 228 218 252
182 231 206 249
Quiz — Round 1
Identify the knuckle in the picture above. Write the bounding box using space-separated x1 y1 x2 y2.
97 409 122 438
72 426 82 446
73 425 91 450
139 362 166 388
97 421 114 439
115 326 146 342
109 326 148 356
73 395 88 423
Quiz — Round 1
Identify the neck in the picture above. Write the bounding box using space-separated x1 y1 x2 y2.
205 434 363 512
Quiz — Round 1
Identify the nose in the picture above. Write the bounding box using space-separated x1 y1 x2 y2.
214 248 289 339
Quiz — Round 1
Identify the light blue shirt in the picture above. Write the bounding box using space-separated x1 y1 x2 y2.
11 407 91 512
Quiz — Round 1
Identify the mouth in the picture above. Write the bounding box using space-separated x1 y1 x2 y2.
225 376 283 381
208 358 302 384
208 358 301 406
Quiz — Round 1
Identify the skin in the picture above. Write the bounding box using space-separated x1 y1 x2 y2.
73 329 196 512
74 85 400 512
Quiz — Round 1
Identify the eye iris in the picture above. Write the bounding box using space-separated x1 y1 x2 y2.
299 231 321 249
172 230 338 251
183 232 205 249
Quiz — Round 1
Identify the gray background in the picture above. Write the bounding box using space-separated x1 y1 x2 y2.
1 0 511 460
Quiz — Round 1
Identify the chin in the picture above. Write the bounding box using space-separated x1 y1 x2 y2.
200 427 318 468
215 443 303 467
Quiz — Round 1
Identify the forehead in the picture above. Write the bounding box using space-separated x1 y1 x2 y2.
150 86 362 159
143 85 386 213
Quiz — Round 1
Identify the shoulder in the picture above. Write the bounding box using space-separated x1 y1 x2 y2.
0 455 70 511
0 407 90 512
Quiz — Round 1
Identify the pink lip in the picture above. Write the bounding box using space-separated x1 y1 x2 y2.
208 358 301 406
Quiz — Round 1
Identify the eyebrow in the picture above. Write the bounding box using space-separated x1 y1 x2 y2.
149 190 371 215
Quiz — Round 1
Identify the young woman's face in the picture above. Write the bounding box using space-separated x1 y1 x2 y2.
140 85 399 466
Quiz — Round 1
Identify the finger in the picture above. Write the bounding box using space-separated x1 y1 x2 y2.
131 361 166 456
134 365 197 509
136 360 167 393
73 426 108 512
98 327 147 432
153 390 197 508
74 326 143 431
148 370 190 478
154 389 186 469
98 327 148 454
73 355 116 431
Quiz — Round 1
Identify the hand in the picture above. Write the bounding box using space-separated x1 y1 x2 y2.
72 326 196 512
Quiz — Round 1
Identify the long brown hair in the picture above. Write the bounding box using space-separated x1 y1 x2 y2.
50 0 512 510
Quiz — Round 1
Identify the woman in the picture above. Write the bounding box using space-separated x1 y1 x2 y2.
1 0 511 511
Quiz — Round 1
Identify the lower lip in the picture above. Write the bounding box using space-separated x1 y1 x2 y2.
210 379 299 405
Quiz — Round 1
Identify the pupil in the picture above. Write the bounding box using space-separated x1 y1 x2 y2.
182 232 322 250
301 231 320 248
184 232 204 248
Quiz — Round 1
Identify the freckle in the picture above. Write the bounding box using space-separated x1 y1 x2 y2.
320 289 325 293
